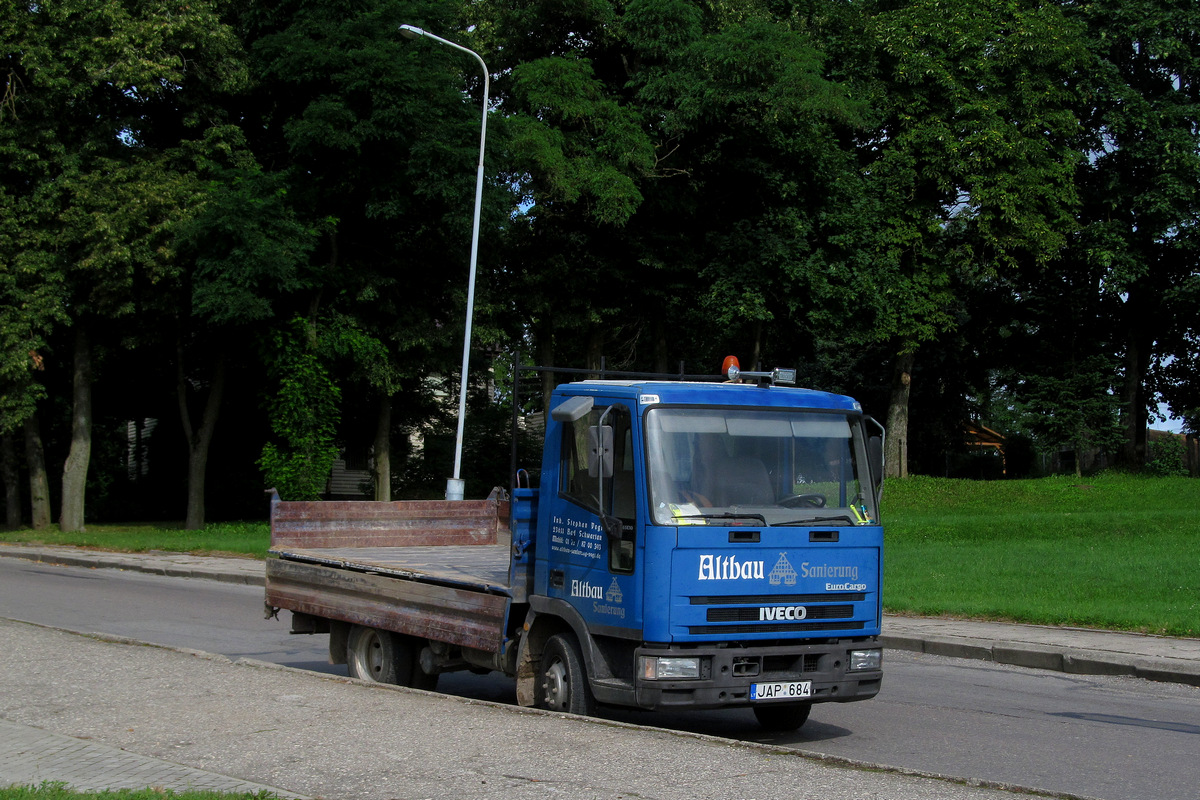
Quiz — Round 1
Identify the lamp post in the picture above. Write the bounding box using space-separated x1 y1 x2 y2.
399 24 489 502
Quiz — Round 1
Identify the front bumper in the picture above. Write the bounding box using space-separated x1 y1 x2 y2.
633 639 882 710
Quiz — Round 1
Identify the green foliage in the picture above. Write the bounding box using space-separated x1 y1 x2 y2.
180 168 321 326
1014 353 1125 469
0 0 250 438
861 0 1087 352
1060 0 1200 464
504 55 655 225
1145 436 1188 477
258 321 342 501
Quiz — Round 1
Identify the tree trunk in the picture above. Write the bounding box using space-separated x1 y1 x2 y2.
2 433 20 530
750 320 763 371
586 327 604 376
884 351 915 479
60 326 92 533
178 348 227 531
24 414 51 529
1119 289 1153 469
653 319 669 375
373 394 392 502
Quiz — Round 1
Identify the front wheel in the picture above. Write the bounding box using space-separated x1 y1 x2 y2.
752 702 812 732
538 633 595 716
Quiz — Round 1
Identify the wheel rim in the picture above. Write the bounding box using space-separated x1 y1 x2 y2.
543 657 568 709
363 630 384 679
349 627 387 681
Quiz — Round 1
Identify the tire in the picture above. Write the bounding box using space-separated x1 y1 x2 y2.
538 632 595 716
346 626 439 690
400 635 439 691
752 701 812 732
346 625 402 684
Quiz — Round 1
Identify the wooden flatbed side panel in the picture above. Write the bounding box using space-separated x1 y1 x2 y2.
269 487 511 549
265 557 509 652
269 544 513 592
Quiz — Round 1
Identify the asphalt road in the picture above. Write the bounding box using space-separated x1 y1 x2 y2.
3 558 1198 800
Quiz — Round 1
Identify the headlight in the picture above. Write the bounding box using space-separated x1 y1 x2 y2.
849 648 882 671
640 655 701 680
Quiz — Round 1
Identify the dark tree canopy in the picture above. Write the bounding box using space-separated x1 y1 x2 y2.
2 0 1197 526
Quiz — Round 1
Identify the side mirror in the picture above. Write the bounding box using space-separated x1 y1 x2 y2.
602 513 634 572
588 425 614 478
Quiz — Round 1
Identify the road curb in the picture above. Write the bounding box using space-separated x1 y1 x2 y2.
0 544 265 586
881 631 1200 688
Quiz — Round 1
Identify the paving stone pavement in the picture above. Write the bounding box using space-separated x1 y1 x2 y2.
0 720 305 797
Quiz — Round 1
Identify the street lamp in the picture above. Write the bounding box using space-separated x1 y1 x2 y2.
399 24 489 502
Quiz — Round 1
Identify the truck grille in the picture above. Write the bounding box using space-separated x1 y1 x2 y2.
689 592 865 605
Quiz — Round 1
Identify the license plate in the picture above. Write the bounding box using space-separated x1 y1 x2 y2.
750 680 813 701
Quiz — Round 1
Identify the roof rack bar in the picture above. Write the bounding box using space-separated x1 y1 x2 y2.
515 364 722 382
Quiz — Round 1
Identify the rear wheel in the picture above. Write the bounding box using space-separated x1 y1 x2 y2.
752 701 812 732
346 626 439 690
538 633 594 716
346 625 401 684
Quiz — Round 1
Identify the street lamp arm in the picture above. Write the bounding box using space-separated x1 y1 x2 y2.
399 25 488 78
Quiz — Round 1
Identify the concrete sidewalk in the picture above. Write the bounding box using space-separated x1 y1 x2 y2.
4 542 1199 688
0 619 1065 800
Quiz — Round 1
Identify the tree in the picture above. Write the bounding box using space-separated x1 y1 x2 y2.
232 0 522 499
176 166 318 526
623 0 873 371
1062 0 1200 468
258 320 342 501
859 0 1088 476
0 433 18 529
0 0 248 530
477 0 876 388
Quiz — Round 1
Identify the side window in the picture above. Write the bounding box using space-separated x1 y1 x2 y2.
560 410 597 511
558 404 636 573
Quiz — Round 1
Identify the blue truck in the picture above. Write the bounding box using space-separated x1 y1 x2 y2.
265 365 884 730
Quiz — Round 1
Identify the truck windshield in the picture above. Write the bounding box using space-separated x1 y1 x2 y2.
644 407 875 527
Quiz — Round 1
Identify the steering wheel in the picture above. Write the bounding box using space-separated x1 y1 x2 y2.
778 493 826 509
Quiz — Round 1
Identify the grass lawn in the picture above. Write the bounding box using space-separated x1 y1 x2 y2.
0 521 270 558
2 473 1197 636
882 474 1200 636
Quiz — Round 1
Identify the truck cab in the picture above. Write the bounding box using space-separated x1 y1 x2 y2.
514 377 884 729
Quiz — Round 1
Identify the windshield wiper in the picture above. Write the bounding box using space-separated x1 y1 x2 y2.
772 514 858 527
674 512 768 525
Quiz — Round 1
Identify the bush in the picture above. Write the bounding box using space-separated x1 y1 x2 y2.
1146 436 1188 477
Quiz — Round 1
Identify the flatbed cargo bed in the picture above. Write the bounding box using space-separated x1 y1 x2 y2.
264 489 519 653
